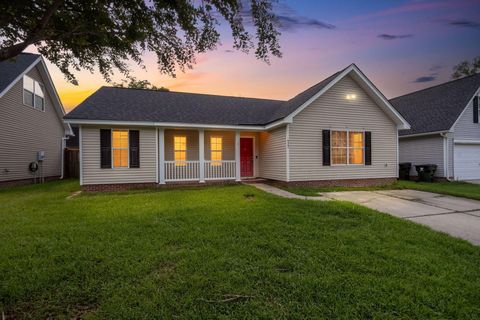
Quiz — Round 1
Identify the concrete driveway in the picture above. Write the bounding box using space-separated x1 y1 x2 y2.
320 190 480 245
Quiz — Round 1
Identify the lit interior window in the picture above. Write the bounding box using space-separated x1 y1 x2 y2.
349 132 364 165
174 136 187 166
331 131 364 165
210 137 222 166
331 131 347 165
112 130 129 168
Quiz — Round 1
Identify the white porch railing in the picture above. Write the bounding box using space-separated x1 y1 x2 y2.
165 161 200 181
205 160 236 180
164 160 237 182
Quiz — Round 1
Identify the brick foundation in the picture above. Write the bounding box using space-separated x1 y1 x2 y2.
269 177 398 188
0 176 61 188
82 180 239 192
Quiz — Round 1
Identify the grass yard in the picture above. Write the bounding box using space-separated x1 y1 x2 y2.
1 180 480 319
284 180 480 199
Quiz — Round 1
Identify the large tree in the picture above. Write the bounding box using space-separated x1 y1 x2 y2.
0 0 281 84
452 56 480 79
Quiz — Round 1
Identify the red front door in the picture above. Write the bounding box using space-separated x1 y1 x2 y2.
240 138 254 177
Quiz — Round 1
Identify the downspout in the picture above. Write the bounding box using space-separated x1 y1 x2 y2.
60 137 68 179
440 133 452 181
285 124 290 182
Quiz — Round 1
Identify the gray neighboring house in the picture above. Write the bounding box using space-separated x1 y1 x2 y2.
0 53 72 185
65 64 410 190
391 73 480 180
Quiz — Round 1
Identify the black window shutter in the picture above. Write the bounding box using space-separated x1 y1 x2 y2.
474 96 479 124
322 130 331 166
129 130 140 168
365 131 372 166
100 129 112 168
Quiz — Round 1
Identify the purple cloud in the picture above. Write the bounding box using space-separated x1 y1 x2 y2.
378 34 413 40
448 20 480 28
413 76 436 83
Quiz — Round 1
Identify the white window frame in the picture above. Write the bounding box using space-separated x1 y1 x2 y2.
174 135 187 166
23 75 45 111
210 136 223 166
111 129 130 169
330 130 365 166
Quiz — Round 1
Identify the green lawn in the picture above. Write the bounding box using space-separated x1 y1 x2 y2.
284 180 480 199
1 180 479 319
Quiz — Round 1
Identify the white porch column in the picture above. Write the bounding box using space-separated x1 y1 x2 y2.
159 128 166 184
235 130 241 182
199 129 205 183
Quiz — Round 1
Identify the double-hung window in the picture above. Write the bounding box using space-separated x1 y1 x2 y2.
112 130 129 168
174 136 187 166
210 137 223 166
23 75 45 111
331 130 364 165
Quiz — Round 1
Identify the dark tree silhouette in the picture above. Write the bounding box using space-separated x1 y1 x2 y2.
0 0 281 84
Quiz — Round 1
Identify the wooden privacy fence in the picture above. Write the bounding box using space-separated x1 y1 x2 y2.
64 148 79 178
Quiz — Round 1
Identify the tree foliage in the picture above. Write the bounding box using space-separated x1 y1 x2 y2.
112 77 169 91
0 0 281 84
452 56 480 79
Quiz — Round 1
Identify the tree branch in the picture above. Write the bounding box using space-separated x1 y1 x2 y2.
0 0 64 60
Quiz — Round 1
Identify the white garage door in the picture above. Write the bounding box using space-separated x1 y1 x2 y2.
454 144 480 180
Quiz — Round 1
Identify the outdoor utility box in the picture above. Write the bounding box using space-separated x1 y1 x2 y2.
415 164 437 183
399 162 412 180
37 151 45 162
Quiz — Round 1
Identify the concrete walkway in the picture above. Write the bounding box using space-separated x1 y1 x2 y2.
320 189 480 245
249 183 328 201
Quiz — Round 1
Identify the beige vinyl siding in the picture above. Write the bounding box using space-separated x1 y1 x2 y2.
453 89 480 140
81 126 157 185
205 131 235 160
259 127 286 181
164 130 239 161
289 75 397 181
164 129 199 161
399 135 445 177
0 65 65 182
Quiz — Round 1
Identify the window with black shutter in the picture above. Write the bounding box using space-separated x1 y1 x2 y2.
322 130 331 166
473 96 479 124
365 131 372 166
129 130 140 168
100 129 112 168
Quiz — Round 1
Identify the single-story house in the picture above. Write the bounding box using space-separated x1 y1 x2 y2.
390 73 480 180
0 53 72 186
64 64 410 191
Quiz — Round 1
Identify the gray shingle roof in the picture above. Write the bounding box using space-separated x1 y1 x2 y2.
390 73 480 136
0 53 40 94
65 69 343 126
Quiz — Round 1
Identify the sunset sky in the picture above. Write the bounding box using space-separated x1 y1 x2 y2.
26 0 480 112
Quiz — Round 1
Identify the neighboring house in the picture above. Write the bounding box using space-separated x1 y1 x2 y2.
391 74 480 181
0 53 72 185
64 64 410 190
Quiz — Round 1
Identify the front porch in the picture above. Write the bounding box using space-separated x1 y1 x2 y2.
159 129 258 184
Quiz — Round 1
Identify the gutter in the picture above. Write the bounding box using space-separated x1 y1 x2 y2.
399 130 450 139
64 118 291 131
